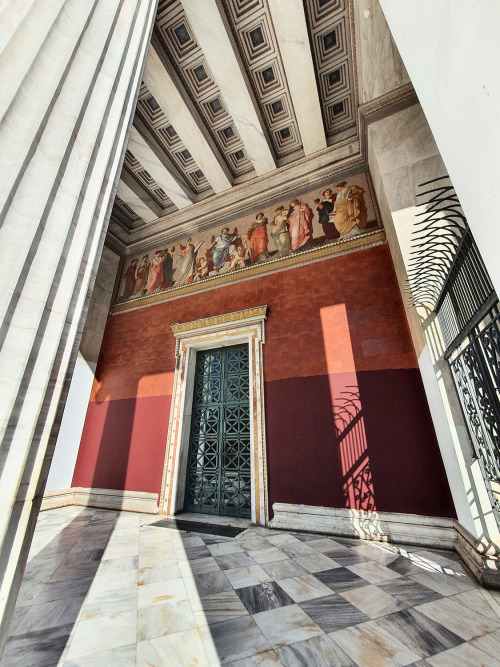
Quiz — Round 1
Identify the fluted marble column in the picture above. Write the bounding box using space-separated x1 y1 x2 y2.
0 0 157 651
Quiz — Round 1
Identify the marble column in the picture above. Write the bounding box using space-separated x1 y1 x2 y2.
0 0 157 652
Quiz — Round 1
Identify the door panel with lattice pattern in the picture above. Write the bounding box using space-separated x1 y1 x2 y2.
184 345 251 518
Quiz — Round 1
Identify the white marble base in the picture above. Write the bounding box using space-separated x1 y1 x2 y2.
455 522 500 589
41 488 159 514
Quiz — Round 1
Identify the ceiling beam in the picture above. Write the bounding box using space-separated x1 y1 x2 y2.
267 0 327 156
128 125 193 209
116 178 159 223
143 45 232 194
181 0 276 176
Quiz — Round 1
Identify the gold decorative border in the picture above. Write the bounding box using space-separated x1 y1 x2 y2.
171 306 268 334
111 229 386 315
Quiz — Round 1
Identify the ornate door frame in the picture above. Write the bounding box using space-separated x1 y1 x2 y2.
159 306 269 525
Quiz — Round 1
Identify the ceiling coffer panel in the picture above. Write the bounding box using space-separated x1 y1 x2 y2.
155 0 254 177
223 0 303 158
304 0 356 137
135 83 211 194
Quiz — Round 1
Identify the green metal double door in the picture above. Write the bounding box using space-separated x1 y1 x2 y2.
184 344 251 518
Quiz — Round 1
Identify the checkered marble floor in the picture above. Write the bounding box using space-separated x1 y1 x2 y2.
3 507 500 666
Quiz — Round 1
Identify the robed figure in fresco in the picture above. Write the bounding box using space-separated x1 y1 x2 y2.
176 239 204 284
122 258 138 299
161 247 175 288
333 181 368 237
270 206 291 257
210 227 239 271
146 249 167 294
132 255 150 296
247 213 270 263
287 199 314 252
314 188 340 243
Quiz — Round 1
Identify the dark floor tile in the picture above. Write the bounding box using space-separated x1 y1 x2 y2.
277 633 357 666
322 551 370 566
215 552 256 571
374 608 464 658
379 578 443 606
313 567 368 592
193 570 232 597
2 623 73 667
235 581 294 614
300 593 370 632
292 534 323 542
384 554 428 577
185 545 212 560
328 536 359 548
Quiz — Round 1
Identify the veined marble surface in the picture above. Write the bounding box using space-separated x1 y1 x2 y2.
3 506 500 666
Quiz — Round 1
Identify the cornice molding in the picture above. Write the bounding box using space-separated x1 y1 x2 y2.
171 305 268 336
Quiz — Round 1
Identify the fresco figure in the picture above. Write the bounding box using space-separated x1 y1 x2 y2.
132 255 150 295
247 213 270 263
161 246 176 288
210 227 239 272
146 249 167 294
314 188 340 243
176 238 204 284
333 181 368 237
287 199 314 252
228 245 247 271
270 206 291 257
196 256 209 280
122 258 138 299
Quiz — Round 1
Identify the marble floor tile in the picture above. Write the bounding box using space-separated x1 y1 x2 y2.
246 547 289 564
215 552 257 571
322 550 370 566
340 583 407 619
208 541 244 557
313 567 368 592
199 615 270 664
449 589 500 621
276 633 356 667
293 533 325 542
7 604 30 635
261 559 309 581
138 560 182 585
80 586 137 621
191 570 233 597
181 535 206 548
191 589 249 626
63 641 137 666
300 593 370 632
253 604 323 648
347 559 402 585
96 554 138 574
292 552 341 573
330 620 421 667
327 536 360 548
384 554 431 577
33 575 94 604
227 649 282 666
416 596 500 641
266 534 300 547
307 538 349 553
137 577 188 608
470 628 500 660
183 545 213 560
87 568 137 595
276 574 333 603
137 598 196 641
374 608 464 658
14 595 86 635
60 548 104 568
425 641 494 666
2 622 74 667
238 535 274 552
281 542 318 558
138 627 209 667
410 568 475 596
65 610 137 661
379 578 443 606
236 581 294 614
225 564 273 589
180 555 221 576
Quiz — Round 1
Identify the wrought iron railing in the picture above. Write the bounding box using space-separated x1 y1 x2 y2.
408 176 500 526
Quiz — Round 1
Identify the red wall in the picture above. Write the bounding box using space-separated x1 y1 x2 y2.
73 245 456 518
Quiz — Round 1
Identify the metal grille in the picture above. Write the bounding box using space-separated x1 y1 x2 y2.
184 345 251 518
449 308 500 522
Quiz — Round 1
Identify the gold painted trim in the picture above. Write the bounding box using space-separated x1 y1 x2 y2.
171 306 268 335
111 229 386 315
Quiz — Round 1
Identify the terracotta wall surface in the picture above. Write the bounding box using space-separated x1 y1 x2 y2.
73 244 456 518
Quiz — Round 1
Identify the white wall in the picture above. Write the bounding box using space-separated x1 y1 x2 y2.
380 0 500 297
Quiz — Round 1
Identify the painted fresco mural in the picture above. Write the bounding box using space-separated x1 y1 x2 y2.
118 171 380 302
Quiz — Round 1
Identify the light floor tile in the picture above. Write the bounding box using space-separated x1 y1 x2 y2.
63 642 136 666
276 633 356 667
347 559 402 584
246 547 289 564
138 599 196 641
199 615 271 664
180 556 221 576
225 564 273 589
410 568 475 596
276 574 333 603
308 538 349 553
191 589 249 626
416 597 500 640
208 541 244 557
138 577 188 608
340 583 407 618
292 553 341 573
137 627 209 667
87 568 137 595
253 604 323 648
227 649 282 666
80 587 137 621
470 628 500 660
65 610 137 661
138 561 182 585
330 620 421 667
261 559 309 581
425 641 494 666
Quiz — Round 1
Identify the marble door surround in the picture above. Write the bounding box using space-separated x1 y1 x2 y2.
160 306 269 525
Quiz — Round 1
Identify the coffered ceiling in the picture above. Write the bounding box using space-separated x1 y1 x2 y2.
107 0 411 252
